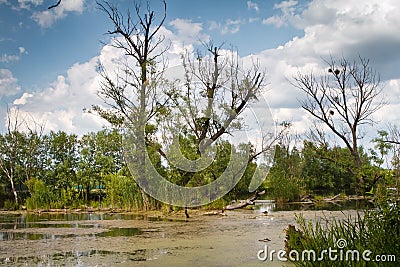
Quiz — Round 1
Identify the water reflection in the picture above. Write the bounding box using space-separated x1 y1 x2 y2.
254 199 372 212
0 249 150 266
0 213 151 241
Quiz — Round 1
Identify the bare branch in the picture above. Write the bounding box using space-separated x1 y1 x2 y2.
294 56 385 173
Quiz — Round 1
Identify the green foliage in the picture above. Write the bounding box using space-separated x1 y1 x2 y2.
300 141 356 195
104 173 142 210
266 145 301 202
2 123 398 210
25 178 57 210
3 199 18 210
285 203 400 266
203 197 228 210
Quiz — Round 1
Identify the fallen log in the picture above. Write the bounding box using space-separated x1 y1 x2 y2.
324 193 342 202
225 190 265 210
203 210 226 216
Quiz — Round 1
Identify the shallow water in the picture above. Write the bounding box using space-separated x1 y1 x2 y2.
255 199 371 213
0 206 359 266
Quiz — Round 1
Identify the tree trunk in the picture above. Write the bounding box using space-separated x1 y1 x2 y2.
225 190 265 210
140 188 151 211
9 176 18 205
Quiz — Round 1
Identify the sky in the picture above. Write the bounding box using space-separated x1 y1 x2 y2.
0 0 400 148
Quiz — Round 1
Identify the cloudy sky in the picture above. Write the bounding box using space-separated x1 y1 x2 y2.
0 0 399 147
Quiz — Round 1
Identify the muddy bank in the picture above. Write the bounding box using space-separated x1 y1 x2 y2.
0 209 359 266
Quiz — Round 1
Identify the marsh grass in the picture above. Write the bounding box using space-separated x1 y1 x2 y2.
285 203 400 266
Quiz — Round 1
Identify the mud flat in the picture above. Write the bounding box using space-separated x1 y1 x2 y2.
0 209 359 266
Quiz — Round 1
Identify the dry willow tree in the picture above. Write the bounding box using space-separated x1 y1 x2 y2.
94 0 168 210
293 56 385 192
95 1 279 213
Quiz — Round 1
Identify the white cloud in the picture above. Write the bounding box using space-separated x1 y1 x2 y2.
17 0 43 9
249 0 400 145
9 29 190 134
18 47 26 54
31 0 84 28
13 92 33 105
8 0 400 142
0 54 20 63
168 18 209 44
0 46 27 63
12 55 106 134
247 1 259 12
209 19 243 35
0 69 21 99
263 0 298 27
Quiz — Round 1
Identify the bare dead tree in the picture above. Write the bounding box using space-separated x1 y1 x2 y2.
381 124 400 146
95 0 167 210
163 44 269 185
95 2 279 213
293 56 385 190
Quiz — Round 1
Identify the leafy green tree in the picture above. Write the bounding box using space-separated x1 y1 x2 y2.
266 144 301 202
42 131 78 191
300 141 356 195
0 108 44 205
77 129 124 202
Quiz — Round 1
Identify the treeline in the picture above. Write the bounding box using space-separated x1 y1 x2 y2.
0 128 257 210
0 127 398 210
0 129 127 209
267 139 398 202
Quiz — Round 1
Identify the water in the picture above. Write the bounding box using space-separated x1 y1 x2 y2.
254 199 372 213
0 204 362 266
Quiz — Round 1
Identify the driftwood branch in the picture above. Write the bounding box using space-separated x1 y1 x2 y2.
225 190 265 210
324 193 342 202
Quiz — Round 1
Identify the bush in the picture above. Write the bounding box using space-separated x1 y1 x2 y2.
285 203 400 266
3 199 18 210
25 178 57 210
104 173 142 210
268 175 300 202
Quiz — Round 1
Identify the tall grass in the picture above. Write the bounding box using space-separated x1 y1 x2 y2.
104 173 144 210
285 203 400 266
25 178 57 210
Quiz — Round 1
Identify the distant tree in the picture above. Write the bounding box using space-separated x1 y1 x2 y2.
374 125 400 198
0 108 44 205
293 56 385 192
42 131 78 191
300 141 357 195
266 144 301 202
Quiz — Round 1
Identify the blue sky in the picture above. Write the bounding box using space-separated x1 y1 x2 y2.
1 0 400 146
0 0 303 89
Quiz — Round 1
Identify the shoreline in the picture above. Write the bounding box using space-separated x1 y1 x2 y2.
0 194 373 215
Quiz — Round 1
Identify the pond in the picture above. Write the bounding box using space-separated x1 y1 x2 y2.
0 204 361 266
254 199 372 213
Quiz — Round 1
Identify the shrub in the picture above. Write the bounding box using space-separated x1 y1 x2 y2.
3 199 18 210
104 173 142 210
25 178 57 210
285 203 400 266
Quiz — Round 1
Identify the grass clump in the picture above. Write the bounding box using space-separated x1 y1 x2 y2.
285 203 400 266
